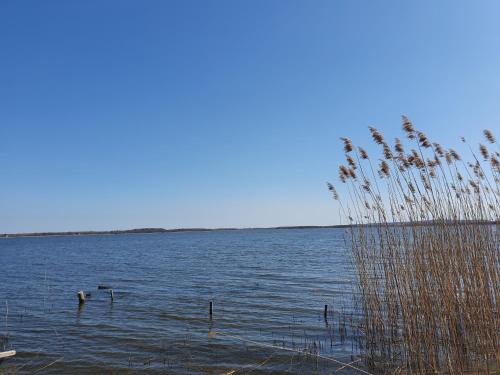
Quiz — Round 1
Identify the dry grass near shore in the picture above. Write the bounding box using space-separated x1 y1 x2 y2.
329 118 499 374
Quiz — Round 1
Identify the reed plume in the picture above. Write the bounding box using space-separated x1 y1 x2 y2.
369 127 385 145
341 137 354 153
480 143 490 160
484 129 496 144
359 147 369 159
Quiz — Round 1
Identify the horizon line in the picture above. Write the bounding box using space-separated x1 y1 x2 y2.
2 220 496 238
0 225 350 238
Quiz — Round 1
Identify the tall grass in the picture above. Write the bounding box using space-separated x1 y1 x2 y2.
329 117 499 374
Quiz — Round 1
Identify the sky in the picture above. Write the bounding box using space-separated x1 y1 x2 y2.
1 1 500 232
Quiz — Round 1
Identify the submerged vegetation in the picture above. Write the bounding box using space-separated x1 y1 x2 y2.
329 118 499 374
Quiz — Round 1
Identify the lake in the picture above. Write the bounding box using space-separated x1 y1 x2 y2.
0 228 362 374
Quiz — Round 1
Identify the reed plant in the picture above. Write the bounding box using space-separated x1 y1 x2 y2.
329 117 499 374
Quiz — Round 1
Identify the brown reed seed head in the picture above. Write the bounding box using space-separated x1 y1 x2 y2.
402 156 411 168
479 144 489 160
358 147 368 159
369 126 384 145
379 160 390 177
340 137 353 153
362 177 371 192
346 155 356 168
445 151 453 164
449 148 461 161
394 138 404 153
417 132 431 148
433 142 444 157
326 182 339 200
469 179 480 193
472 161 484 179
383 143 393 159
402 115 414 135
483 129 495 144
491 155 499 172
339 165 349 182
411 149 425 168
421 174 431 190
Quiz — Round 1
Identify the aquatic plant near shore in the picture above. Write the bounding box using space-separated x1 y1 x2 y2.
329 117 499 374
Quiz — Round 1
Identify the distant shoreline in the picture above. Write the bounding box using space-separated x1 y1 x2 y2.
0 225 351 238
1 221 495 238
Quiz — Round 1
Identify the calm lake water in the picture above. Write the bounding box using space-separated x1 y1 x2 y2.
0 228 361 374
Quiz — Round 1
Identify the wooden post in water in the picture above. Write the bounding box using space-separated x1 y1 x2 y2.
0 350 16 360
110 289 114 302
77 291 85 304
324 304 328 319
209 301 213 318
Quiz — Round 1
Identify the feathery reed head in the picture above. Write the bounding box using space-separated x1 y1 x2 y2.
394 138 404 154
433 142 444 157
445 151 453 164
340 137 353 153
346 155 356 168
369 126 384 145
326 182 339 200
379 160 390 177
479 144 489 160
402 115 414 135
491 155 499 172
339 165 349 183
449 148 461 161
483 129 495 144
383 143 393 159
417 132 431 148
410 149 425 169
362 177 371 192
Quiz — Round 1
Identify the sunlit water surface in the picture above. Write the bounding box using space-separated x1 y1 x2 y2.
0 228 363 374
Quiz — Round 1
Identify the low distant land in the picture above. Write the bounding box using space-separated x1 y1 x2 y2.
0 225 351 238
1 220 496 238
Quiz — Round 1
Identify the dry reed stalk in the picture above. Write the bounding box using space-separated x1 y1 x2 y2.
329 118 499 374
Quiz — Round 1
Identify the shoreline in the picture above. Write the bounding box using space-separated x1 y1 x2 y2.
0 225 351 238
2 220 495 239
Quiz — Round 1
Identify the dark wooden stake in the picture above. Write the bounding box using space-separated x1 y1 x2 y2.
209 301 213 317
77 291 85 304
324 304 328 319
110 289 114 302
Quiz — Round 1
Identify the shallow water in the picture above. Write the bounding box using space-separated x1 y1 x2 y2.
0 228 361 374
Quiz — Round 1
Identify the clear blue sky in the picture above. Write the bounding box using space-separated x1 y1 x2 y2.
1 1 499 232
